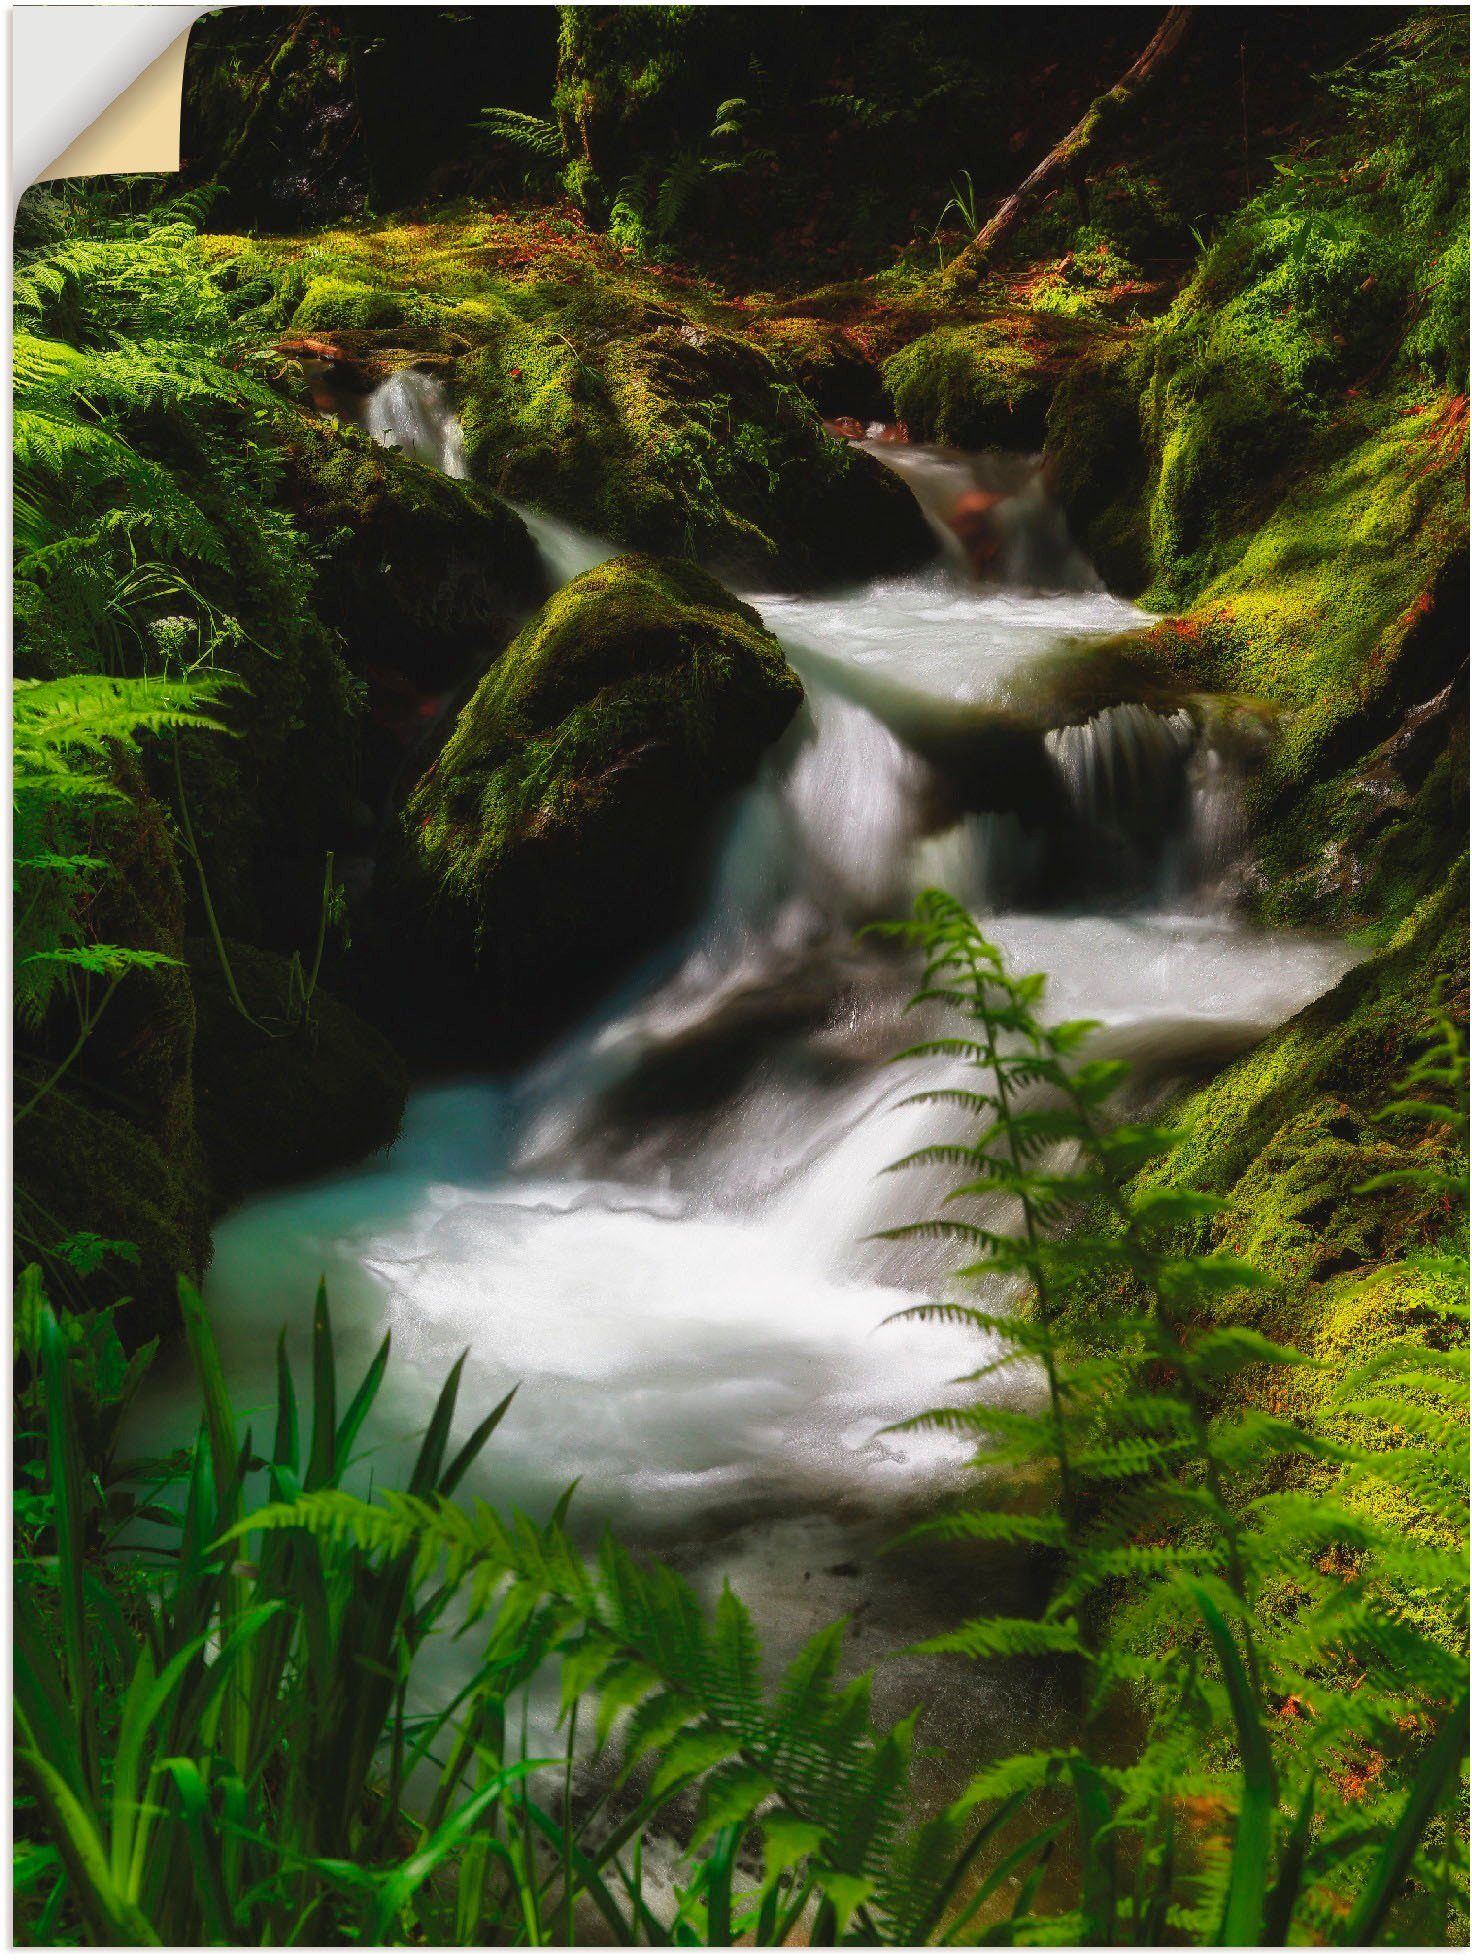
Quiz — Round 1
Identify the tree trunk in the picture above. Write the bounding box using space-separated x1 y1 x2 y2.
943 7 1196 292
218 10 315 174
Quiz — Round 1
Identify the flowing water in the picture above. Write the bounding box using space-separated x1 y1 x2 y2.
134 373 1355 1770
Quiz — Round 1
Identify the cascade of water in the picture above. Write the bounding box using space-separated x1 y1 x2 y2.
1183 734 1252 901
862 443 1102 591
1046 702 1196 827
140 401 1356 1685
513 503 618 587
360 369 469 478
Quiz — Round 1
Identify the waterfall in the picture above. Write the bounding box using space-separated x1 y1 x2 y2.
360 368 468 478
358 369 615 589
863 443 1103 591
513 504 617 587
1046 703 1196 836
144 412 1355 1695
1045 703 1257 903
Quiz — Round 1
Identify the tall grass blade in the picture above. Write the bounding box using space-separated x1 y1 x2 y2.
1189 1583 1273 1946
1340 1693 1471 1945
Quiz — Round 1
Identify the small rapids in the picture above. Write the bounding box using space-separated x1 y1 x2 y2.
134 372 1354 1746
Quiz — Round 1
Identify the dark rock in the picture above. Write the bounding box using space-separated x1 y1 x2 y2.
1044 340 1151 596
751 316 890 422
15 1088 211 1351
284 417 546 693
188 937 408 1205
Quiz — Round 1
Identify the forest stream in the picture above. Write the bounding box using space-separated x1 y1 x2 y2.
129 374 1355 1786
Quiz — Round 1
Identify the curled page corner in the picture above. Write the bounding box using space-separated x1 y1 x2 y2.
13 5 203 198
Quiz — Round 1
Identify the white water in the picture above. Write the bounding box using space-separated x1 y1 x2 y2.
135 375 1355 1703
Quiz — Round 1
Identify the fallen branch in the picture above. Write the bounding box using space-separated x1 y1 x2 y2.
943 7 1196 292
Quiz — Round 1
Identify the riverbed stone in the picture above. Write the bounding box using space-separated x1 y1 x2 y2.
882 315 1092 450
1043 340 1151 596
397 553 804 1027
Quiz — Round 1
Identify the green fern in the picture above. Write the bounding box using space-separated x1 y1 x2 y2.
477 106 564 160
870 890 1469 1943
13 672 233 1101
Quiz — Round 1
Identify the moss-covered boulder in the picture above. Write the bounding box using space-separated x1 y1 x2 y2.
1158 865 1466 1232
1043 338 1151 595
284 417 546 691
399 554 803 1023
207 217 932 587
189 938 409 1205
455 312 932 587
747 316 890 421
883 316 1091 450
293 277 405 335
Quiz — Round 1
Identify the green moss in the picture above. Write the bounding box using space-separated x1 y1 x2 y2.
292 275 405 334
456 305 931 584
1063 387 1465 938
1157 863 1467 1210
1252 666 1468 937
284 416 545 689
1148 401 1465 746
400 553 802 1013
882 317 1086 448
746 316 888 419
188 938 408 1206
1133 15 1467 606
1043 337 1150 593
226 214 932 585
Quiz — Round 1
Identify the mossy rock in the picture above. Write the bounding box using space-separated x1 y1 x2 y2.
1154 861 1468 1220
1043 338 1151 595
1066 395 1467 937
399 553 803 1024
15 1088 211 1350
189 938 409 1205
1252 660 1468 938
882 317 1088 449
747 316 889 421
216 218 931 586
455 313 932 587
284 416 546 691
293 277 405 334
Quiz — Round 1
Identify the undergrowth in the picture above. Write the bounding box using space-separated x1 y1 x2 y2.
14 895 1467 1944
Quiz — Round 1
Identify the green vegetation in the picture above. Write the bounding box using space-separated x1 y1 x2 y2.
15 913 1465 1942
884 315 1092 449
209 211 932 582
